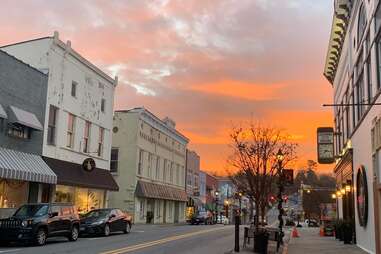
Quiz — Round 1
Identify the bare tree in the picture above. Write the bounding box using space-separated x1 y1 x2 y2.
227 122 298 229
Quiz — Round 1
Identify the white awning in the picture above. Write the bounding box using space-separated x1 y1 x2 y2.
9 106 43 131
0 147 57 184
0 104 7 119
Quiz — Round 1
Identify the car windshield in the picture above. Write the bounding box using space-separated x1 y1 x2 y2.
84 210 110 218
13 204 49 217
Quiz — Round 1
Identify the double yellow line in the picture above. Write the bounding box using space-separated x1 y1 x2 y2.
100 226 231 254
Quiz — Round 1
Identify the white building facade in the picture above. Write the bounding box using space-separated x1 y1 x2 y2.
109 108 189 224
324 1 381 253
1 32 119 214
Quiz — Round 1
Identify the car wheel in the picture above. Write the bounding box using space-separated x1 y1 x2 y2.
69 225 79 241
123 222 131 234
104 224 110 236
35 228 47 246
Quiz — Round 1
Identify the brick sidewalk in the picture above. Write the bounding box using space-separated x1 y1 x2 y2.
286 227 367 254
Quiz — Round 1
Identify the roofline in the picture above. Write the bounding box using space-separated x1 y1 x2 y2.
115 107 190 143
52 34 117 86
0 49 48 77
1 32 118 87
0 36 52 49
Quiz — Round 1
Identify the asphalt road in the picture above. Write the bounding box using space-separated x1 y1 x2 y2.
0 224 235 254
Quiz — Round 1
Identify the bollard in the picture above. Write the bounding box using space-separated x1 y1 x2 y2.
234 215 240 252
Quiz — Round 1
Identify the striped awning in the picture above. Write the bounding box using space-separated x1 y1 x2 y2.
0 147 57 184
135 180 187 202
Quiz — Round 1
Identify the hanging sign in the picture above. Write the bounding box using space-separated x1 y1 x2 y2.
357 166 368 227
317 127 335 164
82 158 96 172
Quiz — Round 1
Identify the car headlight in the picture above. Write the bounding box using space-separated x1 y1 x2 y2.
21 220 28 227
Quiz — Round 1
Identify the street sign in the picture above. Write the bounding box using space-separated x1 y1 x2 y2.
283 169 294 185
317 127 335 164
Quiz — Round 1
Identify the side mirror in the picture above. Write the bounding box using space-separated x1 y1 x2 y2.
49 212 59 218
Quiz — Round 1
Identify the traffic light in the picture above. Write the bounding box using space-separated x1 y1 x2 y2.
270 195 276 202
283 195 288 203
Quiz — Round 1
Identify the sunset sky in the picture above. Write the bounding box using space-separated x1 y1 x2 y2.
0 0 334 174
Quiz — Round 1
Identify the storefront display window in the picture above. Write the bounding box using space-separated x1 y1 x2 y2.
55 185 75 203
0 179 28 208
55 185 105 214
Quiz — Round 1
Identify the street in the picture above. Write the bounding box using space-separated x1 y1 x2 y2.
0 224 234 254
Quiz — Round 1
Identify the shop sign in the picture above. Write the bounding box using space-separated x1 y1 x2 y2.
283 169 294 185
82 158 96 172
317 127 335 164
356 166 368 227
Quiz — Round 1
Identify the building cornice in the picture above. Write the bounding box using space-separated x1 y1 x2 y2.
323 0 353 84
115 107 189 145
52 32 117 86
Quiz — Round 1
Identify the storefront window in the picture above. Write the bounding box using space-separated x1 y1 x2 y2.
55 185 105 214
55 185 75 203
0 179 28 208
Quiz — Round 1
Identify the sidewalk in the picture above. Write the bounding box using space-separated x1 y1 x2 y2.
286 227 367 254
226 226 291 254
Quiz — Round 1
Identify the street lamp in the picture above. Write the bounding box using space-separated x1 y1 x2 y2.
331 193 337 199
214 190 219 224
276 149 284 252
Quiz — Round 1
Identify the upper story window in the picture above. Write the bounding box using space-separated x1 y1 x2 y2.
97 127 104 157
358 4 367 46
47 105 58 145
110 148 119 173
71 81 78 98
138 149 144 175
8 124 31 139
66 113 75 148
101 99 106 113
83 121 91 153
155 156 160 180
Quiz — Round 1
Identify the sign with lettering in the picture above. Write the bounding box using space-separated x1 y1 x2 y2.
317 127 335 164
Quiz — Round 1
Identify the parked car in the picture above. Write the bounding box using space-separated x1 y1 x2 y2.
190 211 213 225
0 203 80 246
217 215 229 225
80 208 132 236
308 219 319 227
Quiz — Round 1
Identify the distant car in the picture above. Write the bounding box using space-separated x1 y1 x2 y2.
217 215 229 225
190 211 213 225
0 203 80 246
80 208 132 236
285 219 295 226
308 219 319 227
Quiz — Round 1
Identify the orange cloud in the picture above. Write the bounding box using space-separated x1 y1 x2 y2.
189 80 285 101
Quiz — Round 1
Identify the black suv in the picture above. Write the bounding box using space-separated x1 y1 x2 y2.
0 203 80 246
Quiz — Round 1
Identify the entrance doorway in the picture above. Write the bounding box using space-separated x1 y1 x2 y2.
146 199 155 224
163 200 167 223
174 202 179 223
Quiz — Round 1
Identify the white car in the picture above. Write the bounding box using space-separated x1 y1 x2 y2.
217 215 229 225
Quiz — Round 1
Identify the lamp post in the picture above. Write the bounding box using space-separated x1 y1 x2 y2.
276 149 285 252
214 190 219 224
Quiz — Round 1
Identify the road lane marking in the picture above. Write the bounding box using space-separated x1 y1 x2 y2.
0 249 22 253
100 226 232 254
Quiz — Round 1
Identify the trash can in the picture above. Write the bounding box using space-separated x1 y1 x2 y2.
254 229 269 254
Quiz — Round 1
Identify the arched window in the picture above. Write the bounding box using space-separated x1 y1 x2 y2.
358 4 367 44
